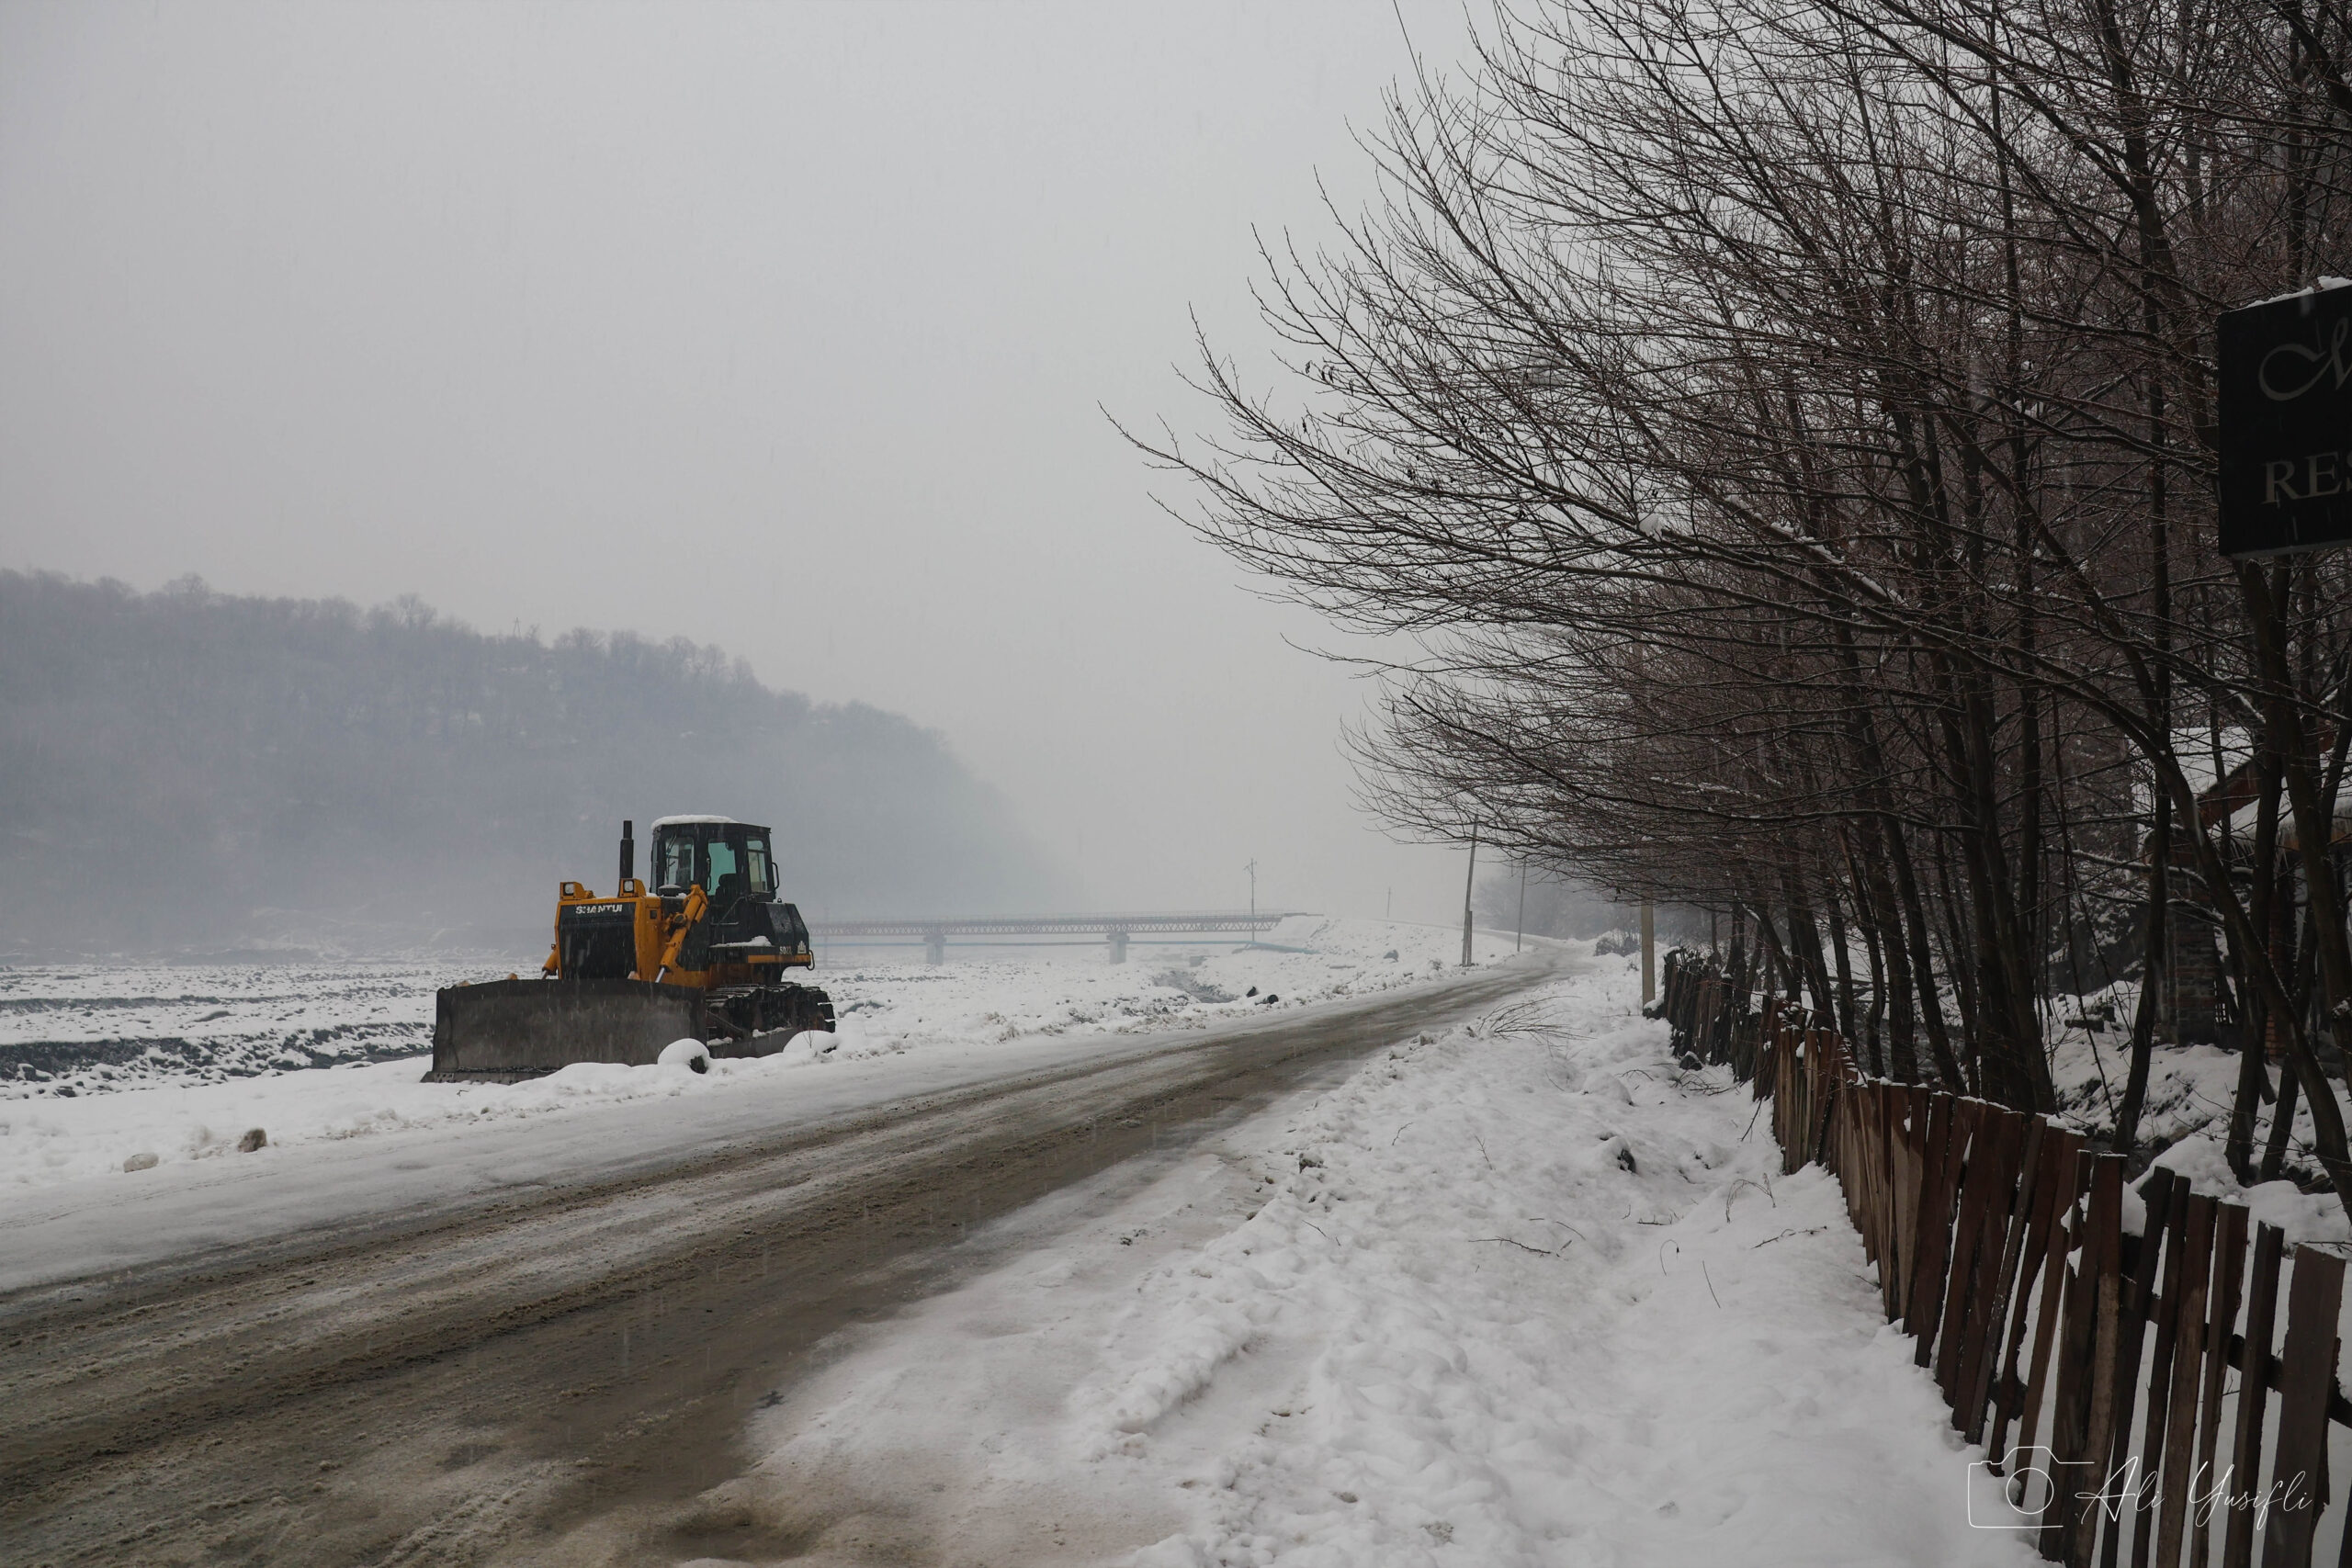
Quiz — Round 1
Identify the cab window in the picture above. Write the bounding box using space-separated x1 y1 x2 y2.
659 836 696 891
745 838 773 893
706 839 740 894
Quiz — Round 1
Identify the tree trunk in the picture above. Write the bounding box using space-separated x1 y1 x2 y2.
2233 562 2352 1226
1826 880 1860 1043
1885 818 1962 1089
2226 739 2287 1182
2114 791 2171 1156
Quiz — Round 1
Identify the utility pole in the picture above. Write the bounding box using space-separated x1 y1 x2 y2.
1641 899 1657 1005
1460 827 1478 966
1515 857 1528 954
1246 859 1259 930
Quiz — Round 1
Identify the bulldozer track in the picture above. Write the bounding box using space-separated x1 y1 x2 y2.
0 959 1555 1566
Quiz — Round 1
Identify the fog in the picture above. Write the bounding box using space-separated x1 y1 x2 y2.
0 2 1492 930
0 570 1077 955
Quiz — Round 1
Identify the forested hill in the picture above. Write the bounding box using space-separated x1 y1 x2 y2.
0 572 1066 958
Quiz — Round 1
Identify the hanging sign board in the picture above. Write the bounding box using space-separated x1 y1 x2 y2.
2218 285 2352 557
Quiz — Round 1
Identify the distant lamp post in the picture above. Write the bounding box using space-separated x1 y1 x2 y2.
1641 899 1657 1005
1460 827 1479 967
1516 857 1528 954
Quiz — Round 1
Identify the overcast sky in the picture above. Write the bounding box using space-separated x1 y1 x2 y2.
0 1 1500 924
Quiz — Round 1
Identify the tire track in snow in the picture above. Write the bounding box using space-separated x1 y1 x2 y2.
0 955 1557 1567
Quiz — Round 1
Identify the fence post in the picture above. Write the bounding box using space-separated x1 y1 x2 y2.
1904 1095 1962 1347
2052 1155 2126 1568
2152 1193 2218 1568
1964 1114 2045 1445
2259 1247 2345 1568
2222 1224 2287 1568
1945 1110 2027 1427
2188 1201 2247 1568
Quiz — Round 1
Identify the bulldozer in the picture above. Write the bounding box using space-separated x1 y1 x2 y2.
426 816 836 1081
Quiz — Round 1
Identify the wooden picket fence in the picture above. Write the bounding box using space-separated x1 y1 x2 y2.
1657 949 2352 1568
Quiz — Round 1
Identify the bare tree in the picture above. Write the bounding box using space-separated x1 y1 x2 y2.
1137 0 2352 1220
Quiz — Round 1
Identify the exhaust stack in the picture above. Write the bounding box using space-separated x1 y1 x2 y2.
619 819 635 887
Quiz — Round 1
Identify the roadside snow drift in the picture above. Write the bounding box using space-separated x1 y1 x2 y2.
695 957 2039 1567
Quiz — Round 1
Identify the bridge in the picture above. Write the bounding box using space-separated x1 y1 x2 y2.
805 911 1306 964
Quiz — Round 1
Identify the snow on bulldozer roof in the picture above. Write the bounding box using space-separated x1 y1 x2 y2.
649 815 737 829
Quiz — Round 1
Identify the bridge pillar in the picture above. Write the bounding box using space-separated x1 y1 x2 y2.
924 930 945 966
1108 930 1128 964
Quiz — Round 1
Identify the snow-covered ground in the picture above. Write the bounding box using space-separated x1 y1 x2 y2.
0 959 489 1092
2031 980 2351 1248
0 917 1520 1193
23 933 2342 1562
817 915 1518 1054
676 953 2041 1566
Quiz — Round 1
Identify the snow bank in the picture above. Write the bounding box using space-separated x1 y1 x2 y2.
0 918 1527 1193
2043 982 2351 1249
0 1046 825 1191
719 953 2036 1565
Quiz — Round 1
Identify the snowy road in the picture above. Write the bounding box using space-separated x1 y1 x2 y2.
0 953 1554 1566
686 952 2040 1568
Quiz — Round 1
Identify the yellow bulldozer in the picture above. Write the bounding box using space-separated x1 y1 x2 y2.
426 816 835 1081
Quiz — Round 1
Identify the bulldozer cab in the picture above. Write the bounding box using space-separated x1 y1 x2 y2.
647 816 808 960
651 818 776 902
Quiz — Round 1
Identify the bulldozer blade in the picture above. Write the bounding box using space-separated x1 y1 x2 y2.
425 978 705 1082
